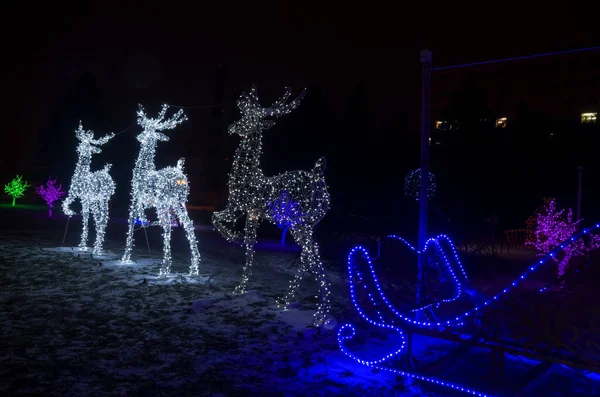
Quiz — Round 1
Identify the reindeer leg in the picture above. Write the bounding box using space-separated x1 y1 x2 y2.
93 200 109 255
79 204 89 250
233 211 259 294
307 239 331 327
175 202 200 276
121 206 137 263
62 195 75 216
280 226 309 308
285 226 331 327
279 249 308 309
212 207 245 245
90 202 100 254
158 207 173 278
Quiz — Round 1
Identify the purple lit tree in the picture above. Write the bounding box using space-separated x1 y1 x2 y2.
36 178 65 217
530 198 600 277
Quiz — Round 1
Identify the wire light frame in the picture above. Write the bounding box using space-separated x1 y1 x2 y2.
121 105 201 277
62 122 116 254
212 85 332 326
404 168 436 201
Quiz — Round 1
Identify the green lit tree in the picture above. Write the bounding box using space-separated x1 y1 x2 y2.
4 175 30 206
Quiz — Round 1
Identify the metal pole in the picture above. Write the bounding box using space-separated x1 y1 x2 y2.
418 49 432 308
143 227 153 260
576 166 583 228
61 216 71 247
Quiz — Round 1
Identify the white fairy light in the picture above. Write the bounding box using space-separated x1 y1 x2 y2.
212 85 331 326
63 122 115 255
121 104 201 277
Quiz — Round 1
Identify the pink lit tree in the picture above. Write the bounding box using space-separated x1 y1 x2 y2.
529 198 600 278
36 178 65 217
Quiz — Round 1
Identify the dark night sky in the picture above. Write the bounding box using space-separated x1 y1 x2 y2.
2 3 599 230
5 3 598 164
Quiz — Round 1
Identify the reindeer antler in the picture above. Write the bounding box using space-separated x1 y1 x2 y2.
75 121 114 146
137 104 187 132
75 121 92 141
237 85 305 118
263 87 305 117
90 132 115 146
270 87 292 108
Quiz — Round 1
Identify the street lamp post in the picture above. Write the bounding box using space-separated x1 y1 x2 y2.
418 49 432 311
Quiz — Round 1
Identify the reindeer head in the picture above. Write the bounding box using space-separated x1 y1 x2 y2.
136 104 187 144
75 121 114 156
228 85 305 137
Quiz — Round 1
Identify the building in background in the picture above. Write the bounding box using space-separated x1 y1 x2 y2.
581 112 597 124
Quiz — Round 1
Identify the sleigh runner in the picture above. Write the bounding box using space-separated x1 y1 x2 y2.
340 224 600 396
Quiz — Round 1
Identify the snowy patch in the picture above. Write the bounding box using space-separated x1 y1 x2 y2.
42 246 120 260
277 308 318 332
1 228 596 396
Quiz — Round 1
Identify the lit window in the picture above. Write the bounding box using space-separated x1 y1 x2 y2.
495 117 507 128
581 112 597 124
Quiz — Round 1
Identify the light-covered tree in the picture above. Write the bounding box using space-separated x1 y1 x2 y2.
4 175 30 206
529 198 600 277
36 178 66 217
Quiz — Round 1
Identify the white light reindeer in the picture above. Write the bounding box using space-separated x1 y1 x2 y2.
212 86 331 326
121 104 201 277
63 122 115 254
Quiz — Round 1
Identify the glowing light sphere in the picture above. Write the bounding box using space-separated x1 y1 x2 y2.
404 168 436 201
212 85 331 326
62 122 115 254
121 104 201 277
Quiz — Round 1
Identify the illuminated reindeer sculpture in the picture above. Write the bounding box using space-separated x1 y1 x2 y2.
121 105 201 277
62 122 115 254
212 86 331 326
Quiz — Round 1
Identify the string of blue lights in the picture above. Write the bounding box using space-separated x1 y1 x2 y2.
338 223 600 397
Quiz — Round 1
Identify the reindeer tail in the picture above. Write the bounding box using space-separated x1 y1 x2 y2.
103 163 113 172
177 158 185 170
313 157 327 176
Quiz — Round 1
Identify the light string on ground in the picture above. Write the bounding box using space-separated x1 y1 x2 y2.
339 240 491 397
339 224 599 396
374 229 599 327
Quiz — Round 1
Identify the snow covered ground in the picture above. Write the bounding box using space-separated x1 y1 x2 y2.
0 212 598 396
0 224 424 396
